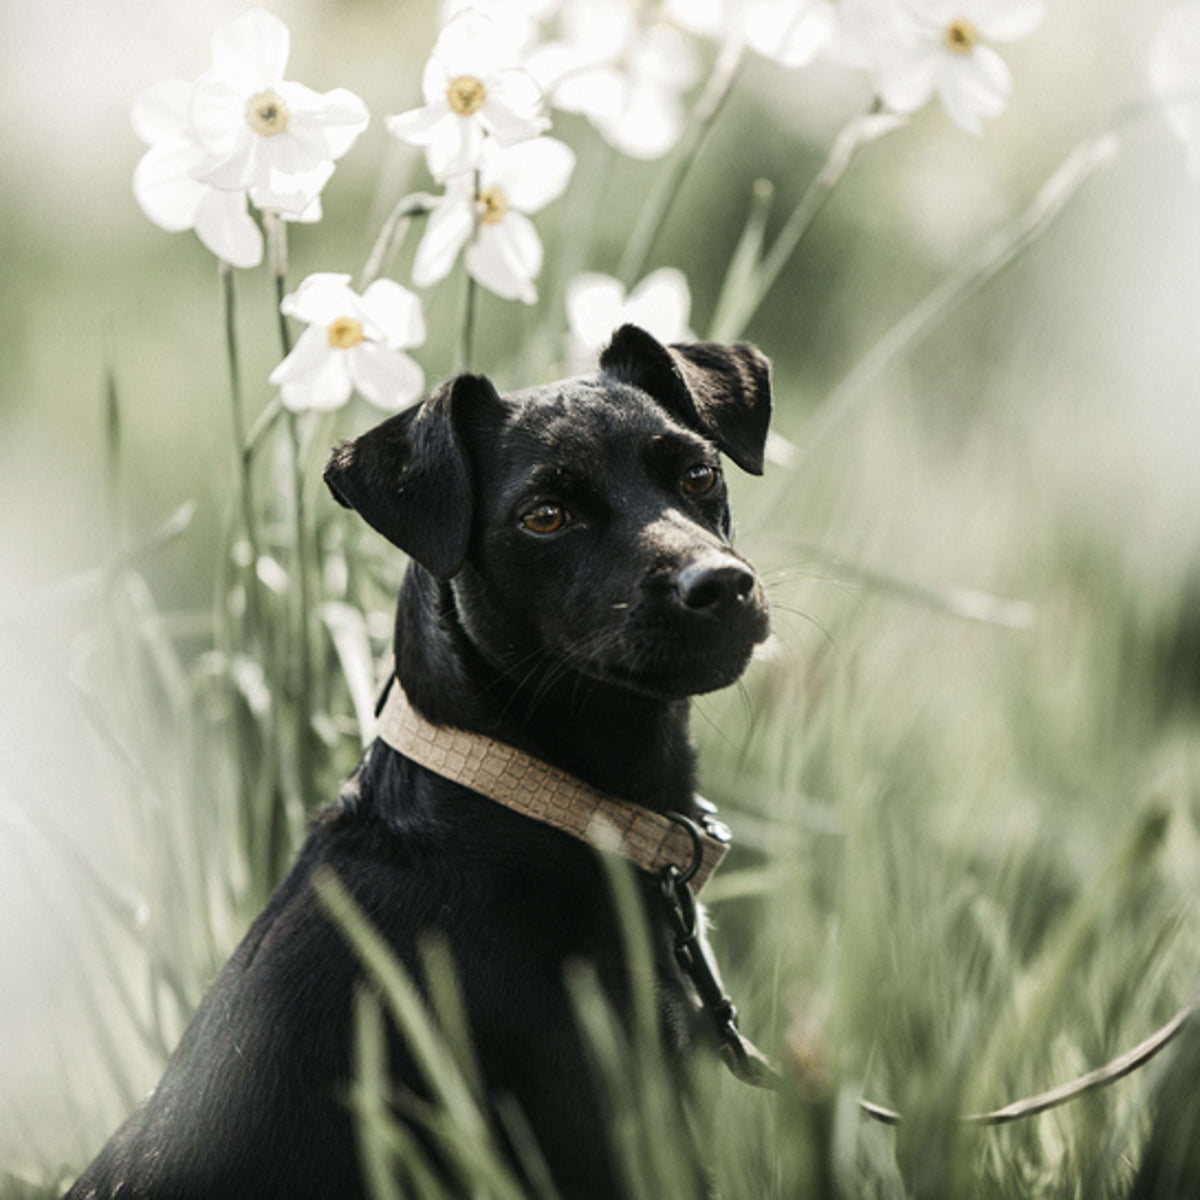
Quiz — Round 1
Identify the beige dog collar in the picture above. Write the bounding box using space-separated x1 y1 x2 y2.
376 680 731 893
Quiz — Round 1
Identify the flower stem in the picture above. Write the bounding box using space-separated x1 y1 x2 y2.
266 212 316 831
712 102 896 342
756 127 1121 536
458 270 478 373
359 192 436 291
616 35 745 288
219 262 264 636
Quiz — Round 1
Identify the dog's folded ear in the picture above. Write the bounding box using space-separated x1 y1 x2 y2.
324 375 497 579
599 324 772 475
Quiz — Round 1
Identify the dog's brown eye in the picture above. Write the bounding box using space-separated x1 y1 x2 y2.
521 504 567 534
681 464 717 496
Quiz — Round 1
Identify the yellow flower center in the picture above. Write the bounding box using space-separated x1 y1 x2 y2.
447 75 487 116
327 316 364 349
478 186 509 225
944 17 978 53
244 90 290 136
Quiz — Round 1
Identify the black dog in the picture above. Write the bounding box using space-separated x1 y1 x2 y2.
64 324 772 1200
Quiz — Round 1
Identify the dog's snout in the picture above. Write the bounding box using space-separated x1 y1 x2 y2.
674 559 756 616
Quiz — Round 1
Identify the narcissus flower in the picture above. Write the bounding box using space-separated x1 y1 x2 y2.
566 269 692 368
872 0 1044 135
269 275 427 412
412 136 575 304
1150 2 1200 177
387 11 549 181
438 0 560 54
132 79 265 268
190 8 369 204
528 0 699 160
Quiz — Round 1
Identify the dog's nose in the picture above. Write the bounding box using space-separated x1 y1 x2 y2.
674 559 756 615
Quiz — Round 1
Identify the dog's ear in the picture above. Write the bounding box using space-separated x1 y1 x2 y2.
599 324 772 475
324 375 498 579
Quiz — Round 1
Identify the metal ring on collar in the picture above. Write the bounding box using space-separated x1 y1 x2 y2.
665 812 705 886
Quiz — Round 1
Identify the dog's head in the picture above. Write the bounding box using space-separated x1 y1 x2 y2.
324 325 771 701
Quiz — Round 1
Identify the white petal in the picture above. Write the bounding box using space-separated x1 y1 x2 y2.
359 280 427 349
197 127 258 191
936 45 1011 134
269 323 334 385
133 139 209 231
387 99 454 145
479 70 550 146
276 339 356 411
628 23 700 91
524 41 589 94
412 193 475 288
348 342 426 411
624 268 692 344
874 49 939 114
566 273 626 349
433 9 526 78
484 136 575 212
251 160 335 218
971 0 1044 43
210 6 290 93
191 74 248 158
424 116 487 181
562 0 636 63
744 1 836 69
277 82 370 161
280 274 359 326
595 81 684 160
194 188 264 269
466 213 542 304
665 0 733 40
553 65 626 120
131 79 195 146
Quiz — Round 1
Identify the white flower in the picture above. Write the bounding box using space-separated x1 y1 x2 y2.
565 269 692 370
269 274 427 412
665 0 878 70
527 0 699 159
387 11 549 182
871 0 1044 135
131 79 265 268
438 0 561 54
412 136 575 305
190 8 369 210
1149 2 1200 178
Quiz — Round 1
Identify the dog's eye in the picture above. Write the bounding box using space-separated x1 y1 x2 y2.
521 504 567 534
681 464 718 496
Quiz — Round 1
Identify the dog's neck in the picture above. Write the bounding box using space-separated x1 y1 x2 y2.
392 569 697 816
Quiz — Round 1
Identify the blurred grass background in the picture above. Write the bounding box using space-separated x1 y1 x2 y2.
3 0 1200 1193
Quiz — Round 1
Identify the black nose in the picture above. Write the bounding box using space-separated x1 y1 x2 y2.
674 559 756 615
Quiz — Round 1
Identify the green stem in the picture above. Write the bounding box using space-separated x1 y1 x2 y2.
457 172 481 373
220 263 264 636
714 102 895 342
267 212 316 831
458 270 478 373
785 129 1120 477
358 192 436 291
616 35 745 287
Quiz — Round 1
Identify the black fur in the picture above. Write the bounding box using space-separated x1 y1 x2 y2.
65 327 772 1200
